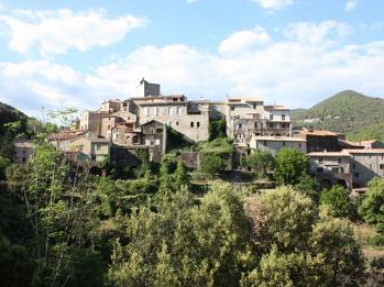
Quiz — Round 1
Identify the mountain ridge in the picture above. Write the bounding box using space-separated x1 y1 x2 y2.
291 90 384 142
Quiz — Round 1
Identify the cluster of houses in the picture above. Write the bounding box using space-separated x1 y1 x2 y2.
12 79 384 192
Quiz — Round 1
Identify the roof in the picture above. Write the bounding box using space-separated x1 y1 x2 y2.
252 136 306 142
264 105 289 111
47 130 86 141
344 149 384 154
131 94 185 100
300 130 340 137
308 151 350 157
360 140 381 145
14 141 34 148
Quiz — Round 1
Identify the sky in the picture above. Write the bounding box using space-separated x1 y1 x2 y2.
0 0 383 117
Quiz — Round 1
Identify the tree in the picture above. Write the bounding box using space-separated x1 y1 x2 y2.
244 186 316 253
359 177 384 233
243 150 275 178
0 156 11 180
275 148 309 186
310 218 365 286
200 154 222 177
320 185 352 218
108 185 255 287
174 160 189 189
294 174 320 203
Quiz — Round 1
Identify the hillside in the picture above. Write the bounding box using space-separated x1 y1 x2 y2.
0 101 29 136
292 90 384 142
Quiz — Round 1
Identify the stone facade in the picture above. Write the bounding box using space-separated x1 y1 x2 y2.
250 136 306 156
13 141 34 164
308 149 384 189
226 98 291 144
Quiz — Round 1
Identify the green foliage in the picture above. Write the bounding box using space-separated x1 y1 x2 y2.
359 177 384 234
245 187 317 252
243 149 275 178
209 118 227 141
292 90 384 142
320 185 353 218
275 148 309 186
200 154 222 177
174 160 189 189
166 126 195 152
0 156 11 180
294 174 320 203
0 235 36 287
198 137 233 155
108 185 255 287
243 187 365 287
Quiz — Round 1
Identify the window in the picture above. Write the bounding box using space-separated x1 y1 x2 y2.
176 121 179 126
156 129 163 133
144 107 150 116
354 172 360 178
318 157 323 163
167 107 171 115
283 141 286 146
176 107 180 115
197 122 200 128
263 141 267 145
380 164 384 170
231 107 235 111
114 133 119 140
299 143 302 148
338 158 342 164
282 114 286 121
254 122 258 130
96 144 101 151
238 123 243 130
190 122 194 128
253 103 257 109
270 114 274 120
154 107 160 116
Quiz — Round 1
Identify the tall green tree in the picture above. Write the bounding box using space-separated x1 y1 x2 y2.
243 149 275 178
320 185 352 218
275 148 309 186
359 177 384 233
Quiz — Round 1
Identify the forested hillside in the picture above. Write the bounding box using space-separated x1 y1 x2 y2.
292 90 384 142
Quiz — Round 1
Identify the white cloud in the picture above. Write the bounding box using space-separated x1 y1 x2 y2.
345 0 359 12
252 0 293 10
218 26 271 55
284 21 349 47
0 8 148 55
1 20 384 117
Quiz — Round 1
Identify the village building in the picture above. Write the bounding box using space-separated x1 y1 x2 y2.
250 136 306 156
296 128 341 152
308 148 384 190
13 141 35 164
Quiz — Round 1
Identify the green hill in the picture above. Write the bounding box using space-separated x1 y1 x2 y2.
0 102 29 136
291 90 384 142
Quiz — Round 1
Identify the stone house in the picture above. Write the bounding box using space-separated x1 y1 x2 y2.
13 141 35 164
250 136 307 156
226 97 291 144
308 148 384 190
296 129 340 153
141 120 166 162
68 133 110 163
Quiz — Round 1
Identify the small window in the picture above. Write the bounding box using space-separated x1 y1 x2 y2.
96 144 101 151
354 172 360 178
338 158 342 164
22 157 26 163
253 103 257 109
231 107 235 111
197 122 200 128
282 114 286 121
176 121 179 126
263 141 267 145
270 114 274 120
380 164 384 170
283 141 286 146
299 143 302 148
318 157 323 163
190 122 194 128
156 129 163 133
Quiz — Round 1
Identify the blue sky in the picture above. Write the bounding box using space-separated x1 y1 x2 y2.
0 0 383 117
